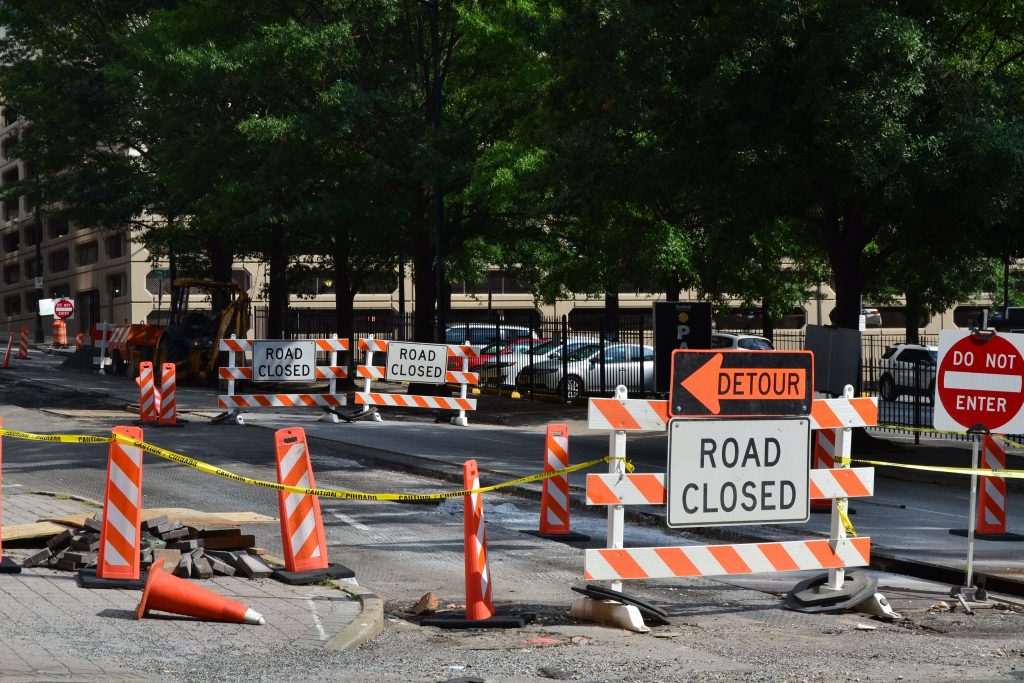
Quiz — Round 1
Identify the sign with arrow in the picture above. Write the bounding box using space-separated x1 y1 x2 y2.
670 350 814 418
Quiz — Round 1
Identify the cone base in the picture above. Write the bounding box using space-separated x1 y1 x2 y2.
949 528 1024 542
0 555 22 573
78 567 146 590
524 530 590 543
271 563 355 585
420 610 535 630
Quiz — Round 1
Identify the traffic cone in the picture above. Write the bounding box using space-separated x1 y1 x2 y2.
536 424 588 541
271 427 353 584
2 334 13 369
52 320 67 346
137 362 159 423
0 418 22 573
137 558 265 624
17 326 28 359
158 363 180 426
420 459 535 629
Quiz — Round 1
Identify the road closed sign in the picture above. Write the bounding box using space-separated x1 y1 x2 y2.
385 341 448 383
252 340 316 382
933 329 1024 433
666 418 810 528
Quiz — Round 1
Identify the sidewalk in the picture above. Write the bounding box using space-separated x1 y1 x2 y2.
0 487 383 681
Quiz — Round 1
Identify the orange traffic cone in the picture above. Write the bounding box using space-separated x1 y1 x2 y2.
137 558 265 624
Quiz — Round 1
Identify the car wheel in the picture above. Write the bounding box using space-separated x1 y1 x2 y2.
560 375 585 401
879 374 898 401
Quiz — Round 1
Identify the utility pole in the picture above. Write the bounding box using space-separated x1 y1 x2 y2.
33 176 43 343
429 0 445 343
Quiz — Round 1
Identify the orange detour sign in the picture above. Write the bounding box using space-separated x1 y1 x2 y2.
670 350 813 417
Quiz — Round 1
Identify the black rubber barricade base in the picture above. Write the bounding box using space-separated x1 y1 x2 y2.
271 563 355 585
784 571 878 613
420 610 536 629
77 568 146 590
949 529 1024 542
523 530 591 543
571 584 671 625
0 555 21 573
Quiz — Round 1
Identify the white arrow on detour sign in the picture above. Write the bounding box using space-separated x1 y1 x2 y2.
933 329 1024 433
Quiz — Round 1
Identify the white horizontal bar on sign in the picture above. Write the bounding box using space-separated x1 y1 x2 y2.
218 394 348 408
355 366 479 384
219 367 348 380
588 398 671 432
585 468 875 506
355 392 477 411
584 537 871 581
808 397 877 430
943 371 1023 392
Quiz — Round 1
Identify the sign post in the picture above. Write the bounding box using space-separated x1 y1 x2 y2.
933 328 1024 602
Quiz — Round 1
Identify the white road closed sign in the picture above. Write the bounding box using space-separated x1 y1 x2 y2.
386 341 448 383
666 418 810 528
252 340 316 382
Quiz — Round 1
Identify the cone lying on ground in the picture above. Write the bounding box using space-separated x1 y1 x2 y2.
136 558 265 624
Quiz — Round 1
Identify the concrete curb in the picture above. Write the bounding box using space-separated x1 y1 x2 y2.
326 581 385 651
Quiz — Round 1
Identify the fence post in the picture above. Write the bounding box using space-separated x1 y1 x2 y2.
561 315 570 403
599 319 607 394
914 361 922 446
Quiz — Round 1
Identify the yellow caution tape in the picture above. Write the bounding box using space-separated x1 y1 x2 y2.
0 427 628 502
837 499 856 537
876 423 968 436
838 455 1024 479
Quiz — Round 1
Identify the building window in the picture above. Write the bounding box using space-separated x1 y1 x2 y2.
3 264 19 285
23 223 39 246
24 294 36 313
2 232 18 253
107 272 125 299
145 268 172 295
1 139 15 161
232 268 251 292
49 283 70 298
4 295 20 316
76 240 99 266
23 257 39 278
105 233 125 259
1 108 15 128
48 220 69 239
48 249 70 273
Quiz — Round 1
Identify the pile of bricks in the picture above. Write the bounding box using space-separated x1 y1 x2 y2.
22 514 275 580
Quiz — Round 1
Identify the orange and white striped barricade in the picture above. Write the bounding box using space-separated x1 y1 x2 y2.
158 362 182 426
271 427 353 584
583 385 880 616
17 326 28 359
75 332 84 350
93 322 113 373
79 426 146 589
354 337 480 426
137 361 159 423
810 429 837 510
536 424 588 541
421 459 535 629
52 320 68 347
213 335 351 426
974 435 1009 537
0 418 21 573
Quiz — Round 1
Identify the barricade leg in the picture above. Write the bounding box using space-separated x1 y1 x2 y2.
450 355 470 427
420 459 535 629
536 424 588 541
78 426 146 589
0 418 22 573
270 427 353 584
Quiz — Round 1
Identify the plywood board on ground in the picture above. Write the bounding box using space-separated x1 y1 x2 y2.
42 508 277 529
2 521 73 541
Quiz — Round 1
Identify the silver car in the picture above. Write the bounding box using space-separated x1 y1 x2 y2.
478 338 601 388
515 343 655 400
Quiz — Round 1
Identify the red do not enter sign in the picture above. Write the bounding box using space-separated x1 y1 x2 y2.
935 331 1024 433
53 297 74 320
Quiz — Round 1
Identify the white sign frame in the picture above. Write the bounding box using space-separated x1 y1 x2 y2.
666 417 810 528
251 340 316 382
933 328 1024 433
385 341 449 384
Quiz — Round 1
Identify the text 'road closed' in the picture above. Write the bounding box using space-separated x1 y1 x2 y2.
666 418 810 528
252 340 316 382
385 341 449 384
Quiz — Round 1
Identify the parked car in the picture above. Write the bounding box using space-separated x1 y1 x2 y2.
444 323 537 345
711 332 774 350
474 338 550 385
515 343 655 400
479 337 600 388
449 337 535 372
878 343 937 402
862 307 883 327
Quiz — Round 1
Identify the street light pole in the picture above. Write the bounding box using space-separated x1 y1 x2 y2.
33 178 43 343
428 0 445 343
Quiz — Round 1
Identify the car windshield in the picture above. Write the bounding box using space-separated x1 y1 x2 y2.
738 338 774 350
480 342 505 355
529 340 560 355
566 344 600 361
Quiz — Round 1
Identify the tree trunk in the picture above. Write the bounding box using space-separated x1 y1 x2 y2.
822 200 866 330
412 231 436 343
904 289 921 345
207 233 234 313
761 302 775 343
604 290 620 342
665 275 682 302
266 228 289 340
333 226 357 386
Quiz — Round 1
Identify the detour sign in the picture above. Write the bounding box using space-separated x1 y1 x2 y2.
670 350 813 418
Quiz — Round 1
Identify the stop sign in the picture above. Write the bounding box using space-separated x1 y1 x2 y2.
53 297 74 320
934 329 1024 433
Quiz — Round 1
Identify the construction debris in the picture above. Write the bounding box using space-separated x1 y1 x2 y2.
24 514 273 580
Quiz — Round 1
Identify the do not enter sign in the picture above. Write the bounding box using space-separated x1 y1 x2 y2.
53 297 74 320
933 329 1024 433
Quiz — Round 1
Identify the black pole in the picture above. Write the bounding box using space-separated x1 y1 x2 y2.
33 212 43 343
430 0 445 343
